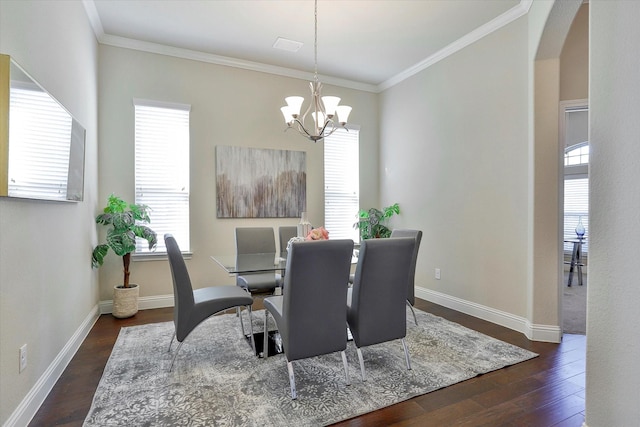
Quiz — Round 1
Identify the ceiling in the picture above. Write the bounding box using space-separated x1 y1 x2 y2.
86 0 528 91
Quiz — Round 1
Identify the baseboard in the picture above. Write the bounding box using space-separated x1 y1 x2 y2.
99 294 175 314
415 287 561 343
4 305 100 427
101 292 563 342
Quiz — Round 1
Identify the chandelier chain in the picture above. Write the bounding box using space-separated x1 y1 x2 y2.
314 0 318 83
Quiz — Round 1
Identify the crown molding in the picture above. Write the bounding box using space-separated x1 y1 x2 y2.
81 0 104 40
83 0 532 94
378 0 533 91
98 33 379 93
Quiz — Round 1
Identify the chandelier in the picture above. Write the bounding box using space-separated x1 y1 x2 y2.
280 0 352 142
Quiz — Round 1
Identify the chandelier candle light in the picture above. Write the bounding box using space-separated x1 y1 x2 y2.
280 0 352 142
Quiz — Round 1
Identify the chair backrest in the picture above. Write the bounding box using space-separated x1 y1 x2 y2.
278 225 298 252
390 229 423 305
164 234 195 332
281 239 354 362
349 237 415 348
236 227 276 254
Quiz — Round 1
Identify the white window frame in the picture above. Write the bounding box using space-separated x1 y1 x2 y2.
324 126 360 242
134 99 190 255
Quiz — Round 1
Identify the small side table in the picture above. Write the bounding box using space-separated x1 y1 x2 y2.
564 238 585 287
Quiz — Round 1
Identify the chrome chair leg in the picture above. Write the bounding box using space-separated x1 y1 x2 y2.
356 347 366 381
402 338 411 370
167 331 176 352
169 341 184 372
287 360 297 400
238 306 247 336
263 310 270 358
245 305 256 355
407 301 418 326
341 350 351 386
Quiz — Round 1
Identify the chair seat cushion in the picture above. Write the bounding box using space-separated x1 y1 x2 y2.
237 272 280 292
193 286 253 315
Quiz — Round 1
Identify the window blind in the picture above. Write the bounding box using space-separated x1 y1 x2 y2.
324 127 360 241
8 85 72 200
134 100 190 253
563 177 589 254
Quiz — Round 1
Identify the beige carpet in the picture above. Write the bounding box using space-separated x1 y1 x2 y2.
563 272 587 334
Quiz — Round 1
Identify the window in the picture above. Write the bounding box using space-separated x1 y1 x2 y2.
564 142 589 166
134 99 190 254
324 126 360 241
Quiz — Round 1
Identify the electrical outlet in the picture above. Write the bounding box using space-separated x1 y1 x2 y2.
19 344 27 373
435 268 441 280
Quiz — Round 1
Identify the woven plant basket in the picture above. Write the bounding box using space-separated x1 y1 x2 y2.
112 284 139 318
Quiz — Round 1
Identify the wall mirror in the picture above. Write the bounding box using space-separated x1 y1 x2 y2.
0 54 85 202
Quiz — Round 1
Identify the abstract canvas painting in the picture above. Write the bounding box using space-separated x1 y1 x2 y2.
216 146 306 218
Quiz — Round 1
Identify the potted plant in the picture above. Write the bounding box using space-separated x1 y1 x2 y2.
353 203 400 240
92 194 157 318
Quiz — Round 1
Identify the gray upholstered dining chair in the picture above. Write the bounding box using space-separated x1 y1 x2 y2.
347 237 415 381
235 227 282 295
278 225 298 252
263 239 354 400
390 229 423 325
165 234 254 372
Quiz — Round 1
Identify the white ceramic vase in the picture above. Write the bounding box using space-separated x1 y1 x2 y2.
297 211 312 238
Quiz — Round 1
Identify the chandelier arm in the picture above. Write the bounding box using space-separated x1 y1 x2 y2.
319 119 336 137
292 118 315 139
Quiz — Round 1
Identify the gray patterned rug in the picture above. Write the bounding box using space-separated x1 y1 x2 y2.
84 308 537 426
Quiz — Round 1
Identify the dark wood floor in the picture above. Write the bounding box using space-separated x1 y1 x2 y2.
29 299 585 427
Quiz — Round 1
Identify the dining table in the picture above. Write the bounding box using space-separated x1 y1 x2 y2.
210 250 358 357
210 251 359 275
210 252 289 274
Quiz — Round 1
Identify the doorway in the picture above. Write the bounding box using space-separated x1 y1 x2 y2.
560 100 588 335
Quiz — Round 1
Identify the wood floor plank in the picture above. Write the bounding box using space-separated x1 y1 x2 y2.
394 399 486 427
28 300 586 427
504 394 585 427
552 412 588 427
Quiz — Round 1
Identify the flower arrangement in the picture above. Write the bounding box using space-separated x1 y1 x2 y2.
306 226 329 241
286 227 330 251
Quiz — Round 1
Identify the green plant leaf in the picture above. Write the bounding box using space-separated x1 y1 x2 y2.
105 194 128 213
91 244 109 268
106 229 137 257
95 212 113 226
134 225 158 250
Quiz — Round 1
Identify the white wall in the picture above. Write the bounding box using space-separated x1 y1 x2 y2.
0 1 98 425
379 17 530 320
587 1 640 424
560 3 588 102
97 45 379 301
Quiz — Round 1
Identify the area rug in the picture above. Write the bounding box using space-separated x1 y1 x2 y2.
84 308 537 426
